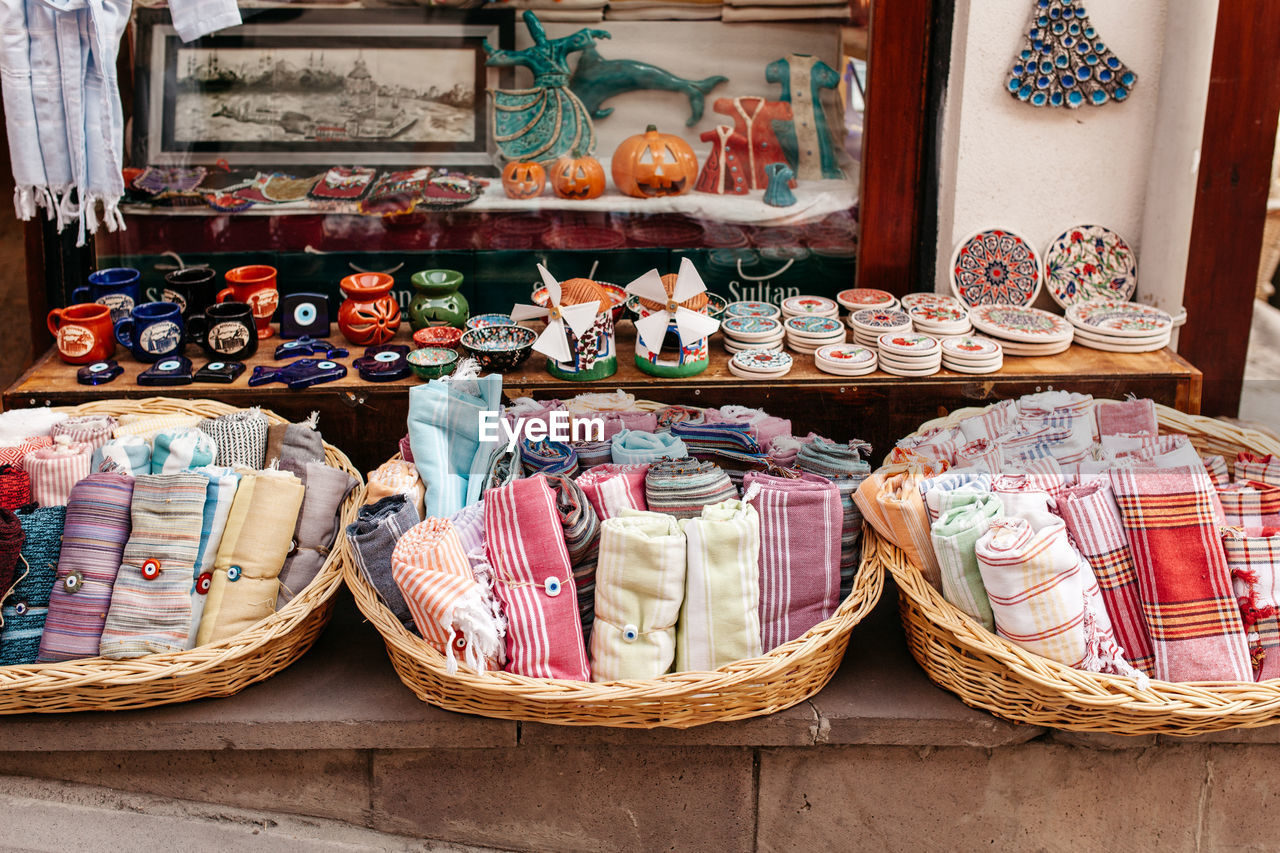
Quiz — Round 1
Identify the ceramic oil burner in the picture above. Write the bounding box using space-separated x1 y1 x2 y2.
338 273 402 346
218 265 279 340
47 303 116 364
408 269 469 331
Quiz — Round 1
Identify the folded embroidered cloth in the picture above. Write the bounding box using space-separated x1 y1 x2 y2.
366 460 425 518
1218 481 1280 530
0 436 52 469
677 498 762 671
51 415 117 450
520 438 579 477
919 470 994 524
931 493 1003 631
1203 455 1230 487
0 506 63 665
855 464 940 589
197 468 305 646
37 473 134 662
1096 398 1157 437
345 495 419 630
265 414 326 471
571 439 614 468
187 467 240 648
645 457 737 520
955 438 1003 474
408 373 504 518
151 428 216 475
897 426 964 468
0 465 30 510
1236 453 1280 487
957 399 1019 443
199 409 269 469
276 461 357 609
591 510 686 680
92 437 151 476
26 438 92 506
577 463 650 520
746 471 841 651
1223 528 1280 681
611 429 688 465
547 474 600 638
99 474 207 659
113 413 202 440
0 509 21 607
1057 480 1155 675
485 475 590 680
0 407 66 443
1110 466 1252 681
392 517 504 673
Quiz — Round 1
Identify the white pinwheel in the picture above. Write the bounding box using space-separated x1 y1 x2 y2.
625 257 721 354
511 265 603 364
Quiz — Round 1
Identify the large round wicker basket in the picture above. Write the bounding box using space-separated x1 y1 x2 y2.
341 460 884 728
0 397 361 714
873 399 1280 736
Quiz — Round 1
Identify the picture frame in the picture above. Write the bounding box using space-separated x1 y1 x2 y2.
131 7 515 169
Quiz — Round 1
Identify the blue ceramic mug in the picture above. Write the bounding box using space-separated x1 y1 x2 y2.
72 268 143 323
113 301 185 363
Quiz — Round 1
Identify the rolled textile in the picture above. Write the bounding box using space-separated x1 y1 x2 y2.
483 444 523 493
547 474 601 638
0 506 62 665
692 447 783 491
92 437 151 476
670 422 760 456
796 437 872 594
677 498 762 671
197 468 305 646
407 373 504 518
484 475 590 680
856 465 940 589
51 414 117 450
99 473 207 659
398 435 414 464
564 390 636 414
598 411 659 440
955 438 1003 474
645 458 737 520
0 407 67 443
276 461 357 608
0 435 52 468
1057 480 1155 675
198 408 270 469
1110 466 1252 682
1203 455 1230 488
391 517 504 673
897 426 964 468
885 447 950 474
1000 421 1090 471
265 413 326 472
712 405 792 453
151 428 216 475
931 493 1003 631
1096 398 1157 437
1236 453 1280 488
366 460 425 518
577 463 650 520
768 434 815 469
745 471 841 651
0 465 31 510
187 466 240 648
113 413 202 440
1018 390 1095 425
37 473 134 662
653 405 704 429
26 438 92 506
1218 482 1280 531
1223 528 1280 680
591 510 686 681
957 399 1019 443
571 439 613 468
345 495 419 630
919 470 993 524
0 510 21 603
611 429 687 465
449 501 486 561
993 457 1068 502
520 438 579 477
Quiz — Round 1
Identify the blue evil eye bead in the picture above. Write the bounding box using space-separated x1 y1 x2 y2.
1091 90 1109 105
1095 41 1106 52
197 572 212 595
543 576 561 597
1061 75 1075 87
227 565 242 582
1017 84 1033 100
1068 90 1084 106
1069 23 1080 34
208 362 225 371
293 303 317 325
317 361 336 370
1098 69 1113 83
1054 53 1068 67
1036 76 1050 89
1106 56 1121 69
622 624 639 643
63 571 84 593
1048 6 1060 18
374 351 398 363
1063 36 1074 48
1039 60 1052 74
89 362 109 373
1032 38 1045 52
1052 22 1065 34
13 601 27 616
1074 7 1086 17
1037 0 1047 7
1077 41 1091 54
1020 48 1033 60
141 558 161 580
1012 62 1024 75
1085 53 1099 66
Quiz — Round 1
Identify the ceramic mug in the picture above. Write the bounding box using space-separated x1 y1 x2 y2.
71 267 142 323
218 265 278 340
113 301 186 363
162 266 220 321
47 303 116 364
187 301 259 360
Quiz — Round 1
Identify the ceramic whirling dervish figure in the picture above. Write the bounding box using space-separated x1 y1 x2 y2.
1006 0 1137 108
485 11 608 161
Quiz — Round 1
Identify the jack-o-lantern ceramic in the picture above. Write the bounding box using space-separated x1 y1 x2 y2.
612 125 698 198
502 160 546 199
337 272 402 346
550 151 606 200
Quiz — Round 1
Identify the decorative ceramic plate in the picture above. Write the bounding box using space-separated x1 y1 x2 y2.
850 308 913 330
950 228 1043 307
1066 298 1172 338
466 313 514 330
836 289 897 311
725 301 781 319
877 333 941 357
1044 225 1137 308
784 316 844 336
900 292 959 310
815 344 877 367
943 359 1002 375
721 316 783 339
1070 324 1169 346
940 335 1003 359
730 349 793 373
907 301 969 325
706 293 728 320
781 295 839 316
969 304 1073 343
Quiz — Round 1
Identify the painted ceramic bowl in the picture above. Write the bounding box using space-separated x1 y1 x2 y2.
466 313 515 331
461 324 537 372
413 326 464 349
534 281 628 324
407 347 459 380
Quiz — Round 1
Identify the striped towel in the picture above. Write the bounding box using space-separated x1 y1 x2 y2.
688 447 784 491
345 495 420 630
796 437 872 596
547 474 600 639
398 435 414 464
897 426 964 468
931 493 1003 631
276 461 357 608
955 438 1003 474
51 415 118 450
993 457 1068 503
1096 398 1157 437
484 475 590 680
1121 434 1203 470
571 439 613 469
598 411 659 440
1223 528 1280 680
113 413 202 440
1218 482 1280 530
0 465 30 510
1019 390 1095 424
0 509 21 607
1236 453 1280 487
450 501 486 562
957 399 1019 442
677 498 762 671
1000 421 1090 470
198 409 270 469
710 406 792 454
670 422 760 456
645 457 737 520
919 470 993 524
885 447 950 473
92 437 151 476
1203 455 1230 487
1057 480 1155 675
577 463 650 520
151 429 216 474
0 436 53 468
37 474 134 662
0 506 64 665
366 460 425 519
855 465 940 589
407 374 504 518
746 471 841 651
99 473 207 659
187 467 240 648
520 438 579 477
591 510 686 681
1110 466 1252 682
392 517 503 673
26 439 92 506
767 434 814 469
611 429 687 465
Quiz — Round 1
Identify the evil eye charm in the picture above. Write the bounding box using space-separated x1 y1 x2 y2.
13 601 28 616
374 351 399 363
141 559 161 580
196 572 212 595
453 635 468 652
287 539 298 557
622 624 639 643
543 577 561 597
227 565 242 582
62 571 84 593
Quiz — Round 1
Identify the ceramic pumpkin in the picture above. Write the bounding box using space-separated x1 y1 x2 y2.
337 272 402 346
501 161 546 199
550 151 606 200
611 125 698 198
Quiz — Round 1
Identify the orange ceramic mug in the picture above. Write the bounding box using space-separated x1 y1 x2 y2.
218 264 279 340
48 303 116 364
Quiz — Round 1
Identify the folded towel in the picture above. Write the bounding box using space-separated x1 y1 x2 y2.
598 411 660 440
1223 528 1280 680
711 406 792 453
1000 421 1090 470
520 438 579 478
576 463 650 520
92 437 151 476
897 426 964 468
1236 453 1280 487
653 406 705 429
346 495 419 630
919 470 993 525
855 464 940 589
992 457 1068 503
26 439 93 506
0 436 53 468
187 466 240 648
955 438 1003 474
957 399 1019 443
199 409 270 469
645 457 737 520
449 501 485 562
113 413 202 440
0 507 63 665
571 439 614 468
564 390 636 414
0 408 67 443
670 422 760 456
720 6 849 20
276 461 357 608
1096 398 1157 438
1203 455 1230 487
931 493 1003 631
266 414 326 473
796 437 872 596
677 498 762 671
366 460 425 518
611 429 687 465
151 428 216 475
1218 481 1280 531
547 474 600 639
51 415 118 451
408 374 504 518
0 465 30 510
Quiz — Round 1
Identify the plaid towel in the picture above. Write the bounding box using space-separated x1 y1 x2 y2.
187 467 240 648
392 518 503 673
920 470 994 524
677 499 762 671
1223 528 1280 680
546 474 600 639
955 438 1004 474
520 438 579 478
572 439 614 468
1111 466 1252 681
276 462 357 608
957 399 1019 443
1096 398 1158 437
484 475 590 680
1219 482 1280 530
645 458 737 520
37 474 134 662
0 509 21 607
591 510 686 681
346 495 419 630
1236 453 1280 487
92 437 151 477
366 460 425 518
27 439 92 506
408 374 504 518
0 465 30 510
897 426 964 468
611 429 687 465
1203 455 1230 487
51 415 118 451
0 407 66 443
113 413 202 440
931 493 1003 631
0 506 63 665
1058 481 1155 675
199 409 270 469
151 429 216 475
577 463 650 520
745 471 841 651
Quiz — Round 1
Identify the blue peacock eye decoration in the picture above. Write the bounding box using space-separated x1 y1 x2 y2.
1005 0 1137 110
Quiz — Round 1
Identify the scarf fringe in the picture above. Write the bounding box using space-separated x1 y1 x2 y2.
13 185 126 246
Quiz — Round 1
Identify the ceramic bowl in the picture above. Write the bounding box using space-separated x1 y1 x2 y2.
533 281 628 324
705 292 728 321
408 346 459 380
466 313 514 331
413 326 464 349
461 324 537 372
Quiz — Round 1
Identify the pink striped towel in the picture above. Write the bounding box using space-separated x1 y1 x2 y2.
1223 528 1280 681
26 439 92 506
575 463 649 520
1095 398 1157 438
957 399 1018 443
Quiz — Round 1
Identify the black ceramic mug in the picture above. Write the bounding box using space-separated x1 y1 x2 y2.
162 266 220 321
187 301 259 360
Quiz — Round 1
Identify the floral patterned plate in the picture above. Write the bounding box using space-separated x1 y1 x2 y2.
950 228 1043 307
815 343 877 368
906 301 969 325
1066 298 1172 338
784 316 845 336
969 304 1073 343
836 289 897 311
725 300 781 319
940 335 1003 360
849 308 913 331
722 316 783 340
781 295 839 317
730 349 793 373
877 333 941 357
900 292 960 310
1044 225 1137 309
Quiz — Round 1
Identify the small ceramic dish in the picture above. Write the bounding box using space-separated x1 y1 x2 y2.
461 324 537 372
413 326 464 349
534 281 628 324
407 347 459 380
466 313 514 331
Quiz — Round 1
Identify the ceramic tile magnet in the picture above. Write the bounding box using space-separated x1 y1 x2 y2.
137 356 194 386
76 360 123 386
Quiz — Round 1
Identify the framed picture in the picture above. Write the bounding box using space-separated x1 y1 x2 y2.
131 7 514 169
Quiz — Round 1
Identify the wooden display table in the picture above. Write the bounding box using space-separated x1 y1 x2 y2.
5 327 1202 472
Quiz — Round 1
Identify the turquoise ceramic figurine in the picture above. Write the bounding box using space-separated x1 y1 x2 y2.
570 44 728 128
766 54 844 180
763 163 796 207
485 12 607 161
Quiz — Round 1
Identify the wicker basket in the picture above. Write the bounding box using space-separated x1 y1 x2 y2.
873 399 1280 736
341 461 884 727
0 397 361 714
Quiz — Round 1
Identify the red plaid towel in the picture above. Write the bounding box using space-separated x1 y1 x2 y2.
575 464 650 520
1095 398 1157 437
1223 528 1280 681
957 399 1018 443
1218 482 1280 531
1236 453 1280 487
1203 455 1230 487
1110 466 1252 682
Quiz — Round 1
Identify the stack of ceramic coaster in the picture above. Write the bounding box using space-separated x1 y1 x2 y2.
940 335 1003 374
848 308 913 349
781 295 840 321
728 349 794 380
721 315 784 353
968 304 1074 356
836 288 899 313
784 316 846 353
875 332 942 376
1064 298 1174 352
904 294 973 337
724 300 781 320
814 343 878 377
